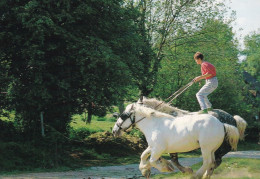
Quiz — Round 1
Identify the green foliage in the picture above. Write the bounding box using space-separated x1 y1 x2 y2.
0 119 21 142
0 139 74 172
0 0 253 133
152 19 249 117
127 128 146 141
238 141 260 151
239 32 260 139
242 32 260 81
69 127 101 140
127 0 231 96
0 0 148 132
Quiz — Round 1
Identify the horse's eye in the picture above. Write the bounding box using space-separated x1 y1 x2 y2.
120 112 131 121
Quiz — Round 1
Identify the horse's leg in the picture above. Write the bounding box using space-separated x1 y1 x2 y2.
170 153 193 174
139 146 152 178
203 150 218 178
193 148 213 179
149 147 174 173
214 138 232 169
214 154 222 169
195 141 222 179
156 157 175 172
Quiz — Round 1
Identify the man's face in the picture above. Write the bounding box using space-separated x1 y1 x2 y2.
194 58 202 65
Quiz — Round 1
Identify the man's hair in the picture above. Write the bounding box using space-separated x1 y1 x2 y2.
194 52 204 60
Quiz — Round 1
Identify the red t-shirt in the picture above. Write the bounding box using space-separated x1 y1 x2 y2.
201 61 216 79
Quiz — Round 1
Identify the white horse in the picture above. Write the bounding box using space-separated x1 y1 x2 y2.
139 97 247 173
112 103 240 178
139 97 247 140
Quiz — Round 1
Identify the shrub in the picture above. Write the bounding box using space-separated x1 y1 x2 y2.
85 131 147 157
0 120 21 142
69 127 103 140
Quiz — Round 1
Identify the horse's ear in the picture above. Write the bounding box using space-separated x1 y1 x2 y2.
113 112 120 118
138 99 143 104
130 103 135 110
138 96 143 104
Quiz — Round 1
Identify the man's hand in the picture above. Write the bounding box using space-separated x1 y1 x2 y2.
193 76 201 83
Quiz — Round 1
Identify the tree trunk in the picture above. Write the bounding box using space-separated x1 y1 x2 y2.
118 100 124 114
87 103 93 123
140 86 153 97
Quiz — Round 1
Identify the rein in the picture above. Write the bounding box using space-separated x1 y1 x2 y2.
155 81 194 110
116 105 146 132
117 81 194 132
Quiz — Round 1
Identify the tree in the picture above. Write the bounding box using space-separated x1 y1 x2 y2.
0 0 146 134
152 19 249 117
127 0 231 97
242 32 260 81
241 31 260 141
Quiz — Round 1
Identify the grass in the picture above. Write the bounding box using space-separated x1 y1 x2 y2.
70 113 115 132
152 158 260 179
212 158 260 178
69 113 116 140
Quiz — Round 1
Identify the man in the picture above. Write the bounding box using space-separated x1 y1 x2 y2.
193 52 218 114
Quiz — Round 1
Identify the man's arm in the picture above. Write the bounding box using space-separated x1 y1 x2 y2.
193 73 212 82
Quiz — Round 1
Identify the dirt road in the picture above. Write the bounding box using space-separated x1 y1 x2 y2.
1 151 260 179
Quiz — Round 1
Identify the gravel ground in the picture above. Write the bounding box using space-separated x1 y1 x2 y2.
1 151 260 179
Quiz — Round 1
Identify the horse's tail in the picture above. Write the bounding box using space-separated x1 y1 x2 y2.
224 123 240 151
233 115 247 140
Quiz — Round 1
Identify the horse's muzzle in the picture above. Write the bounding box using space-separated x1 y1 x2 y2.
112 129 122 137
112 125 122 137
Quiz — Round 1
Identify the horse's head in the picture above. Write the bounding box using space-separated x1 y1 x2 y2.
112 103 136 137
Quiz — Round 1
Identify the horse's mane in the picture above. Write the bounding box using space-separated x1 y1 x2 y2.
134 103 174 119
141 97 190 116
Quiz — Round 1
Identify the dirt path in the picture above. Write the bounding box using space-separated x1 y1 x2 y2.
1 151 260 179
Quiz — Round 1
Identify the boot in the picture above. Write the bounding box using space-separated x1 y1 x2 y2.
207 107 213 111
198 109 208 114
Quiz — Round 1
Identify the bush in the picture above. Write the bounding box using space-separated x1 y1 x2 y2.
0 120 21 142
69 127 103 140
0 140 75 172
128 128 146 141
85 131 147 157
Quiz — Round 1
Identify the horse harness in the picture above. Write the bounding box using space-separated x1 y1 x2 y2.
116 104 146 131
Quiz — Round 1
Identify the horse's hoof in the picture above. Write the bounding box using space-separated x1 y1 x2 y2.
147 171 151 179
141 168 151 178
